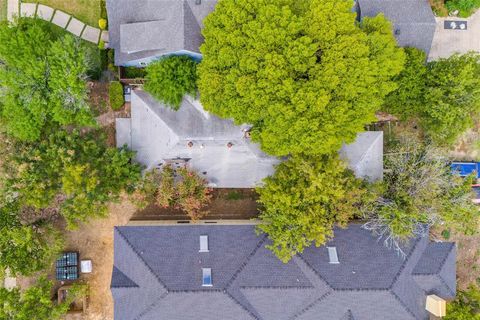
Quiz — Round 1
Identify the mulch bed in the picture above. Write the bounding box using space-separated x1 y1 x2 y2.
131 188 260 221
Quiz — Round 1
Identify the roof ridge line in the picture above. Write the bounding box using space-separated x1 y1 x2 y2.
239 285 315 290
225 234 267 289
132 89 181 139
115 227 169 292
438 273 456 297
290 290 332 319
391 291 417 320
136 291 169 320
412 242 455 275
296 254 334 289
389 235 423 289
224 291 259 320
353 131 382 166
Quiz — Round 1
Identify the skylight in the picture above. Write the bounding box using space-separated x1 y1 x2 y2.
202 268 212 286
199 235 209 252
327 247 340 264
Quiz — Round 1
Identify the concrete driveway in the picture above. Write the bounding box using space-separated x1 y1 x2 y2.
429 9 480 60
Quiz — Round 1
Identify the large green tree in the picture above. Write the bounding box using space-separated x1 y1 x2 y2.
385 51 480 145
0 277 84 320
10 130 142 227
384 47 427 119
0 198 62 275
198 0 404 156
0 19 94 142
257 155 372 262
422 53 480 144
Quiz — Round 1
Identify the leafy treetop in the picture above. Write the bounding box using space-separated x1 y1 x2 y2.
363 133 479 255
257 154 372 262
0 19 94 142
144 56 198 109
0 277 85 320
198 0 404 156
385 50 480 146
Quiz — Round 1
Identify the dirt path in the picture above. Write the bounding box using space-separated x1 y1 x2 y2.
63 197 137 320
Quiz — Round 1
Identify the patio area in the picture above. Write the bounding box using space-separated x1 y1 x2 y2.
429 9 480 60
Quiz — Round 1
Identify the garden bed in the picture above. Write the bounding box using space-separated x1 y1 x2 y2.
132 188 259 221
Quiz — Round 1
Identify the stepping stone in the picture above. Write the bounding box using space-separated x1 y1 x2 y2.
101 30 109 42
20 3 36 18
82 25 101 43
7 0 19 21
66 17 85 37
51 10 70 28
37 4 54 21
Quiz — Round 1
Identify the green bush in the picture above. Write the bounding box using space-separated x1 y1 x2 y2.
109 81 124 110
446 0 480 17
445 285 480 319
144 56 198 109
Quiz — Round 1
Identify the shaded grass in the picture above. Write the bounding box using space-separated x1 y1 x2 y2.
36 0 102 26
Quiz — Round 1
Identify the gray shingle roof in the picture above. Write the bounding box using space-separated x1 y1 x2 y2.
111 224 456 320
116 90 384 187
106 0 216 65
356 0 436 55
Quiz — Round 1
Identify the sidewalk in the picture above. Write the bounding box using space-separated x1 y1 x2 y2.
429 9 480 60
7 0 108 45
6 0 18 21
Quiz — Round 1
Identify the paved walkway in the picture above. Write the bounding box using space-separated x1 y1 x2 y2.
7 0 108 45
6 0 19 21
429 9 480 60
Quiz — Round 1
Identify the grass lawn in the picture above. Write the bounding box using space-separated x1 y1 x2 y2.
0 0 7 21
36 0 102 26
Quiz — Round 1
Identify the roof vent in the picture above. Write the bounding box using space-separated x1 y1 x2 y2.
199 235 209 252
202 268 212 286
187 141 193 148
227 142 233 149
426 295 446 317
327 247 340 264
395 28 401 35
195 0 201 4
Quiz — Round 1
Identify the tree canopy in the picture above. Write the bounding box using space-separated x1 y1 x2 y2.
144 56 198 109
445 285 480 320
0 19 94 142
384 50 480 145
198 0 404 156
363 134 479 255
8 130 141 227
0 277 84 320
256 155 372 262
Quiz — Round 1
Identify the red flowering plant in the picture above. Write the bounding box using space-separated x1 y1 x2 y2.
156 165 212 221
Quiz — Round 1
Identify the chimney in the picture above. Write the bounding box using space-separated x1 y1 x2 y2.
426 295 446 318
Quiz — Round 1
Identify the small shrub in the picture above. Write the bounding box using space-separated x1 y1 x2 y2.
124 67 146 79
445 285 480 319
98 40 105 50
155 165 212 221
109 81 124 110
441 229 451 240
144 56 198 109
446 0 480 17
430 0 449 16
98 18 107 30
